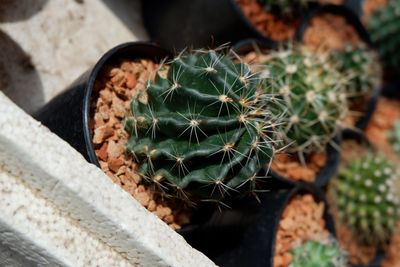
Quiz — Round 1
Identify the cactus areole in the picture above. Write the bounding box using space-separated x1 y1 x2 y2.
124 49 278 201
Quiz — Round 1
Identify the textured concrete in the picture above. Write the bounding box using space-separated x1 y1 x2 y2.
0 92 216 266
0 0 148 114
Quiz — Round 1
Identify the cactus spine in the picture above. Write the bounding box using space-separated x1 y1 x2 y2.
331 153 400 244
259 47 348 157
124 49 278 201
289 240 346 267
368 0 400 73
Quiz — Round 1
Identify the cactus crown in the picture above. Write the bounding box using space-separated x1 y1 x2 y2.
259 46 347 157
124 49 279 202
329 44 381 101
368 0 400 71
289 240 346 267
332 153 400 244
257 0 315 17
389 120 400 154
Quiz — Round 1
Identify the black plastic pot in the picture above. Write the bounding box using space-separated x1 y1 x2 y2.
188 185 337 267
141 0 281 52
270 135 342 188
381 81 400 99
344 0 364 18
353 87 381 130
33 42 172 166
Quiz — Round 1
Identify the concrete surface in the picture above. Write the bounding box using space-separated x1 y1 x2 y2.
0 0 148 114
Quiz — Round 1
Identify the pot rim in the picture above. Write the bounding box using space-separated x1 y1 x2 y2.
81 41 171 167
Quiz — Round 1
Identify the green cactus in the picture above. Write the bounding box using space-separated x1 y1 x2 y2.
289 240 346 267
259 47 348 158
332 153 400 244
329 44 382 102
389 120 400 154
124 49 278 201
257 0 315 17
367 0 400 73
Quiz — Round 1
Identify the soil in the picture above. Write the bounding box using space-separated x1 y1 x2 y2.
271 152 327 183
91 59 191 230
327 138 377 265
236 0 300 41
362 0 388 23
274 194 330 267
303 13 360 52
365 97 400 163
382 222 400 267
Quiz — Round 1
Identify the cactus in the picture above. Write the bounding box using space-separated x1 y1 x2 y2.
124 49 278 201
331 153 400 244
289 240 346 267
329 44 382 103
257 0 315 17
259 47 348 158
389 119 400 154
367 0 400 73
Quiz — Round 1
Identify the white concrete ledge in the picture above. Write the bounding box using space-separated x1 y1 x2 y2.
0 92 216 267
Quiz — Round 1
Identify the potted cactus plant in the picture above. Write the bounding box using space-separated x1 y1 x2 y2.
328 131 400 266
236 41 346 186
36 42 294 231
209 186 339 267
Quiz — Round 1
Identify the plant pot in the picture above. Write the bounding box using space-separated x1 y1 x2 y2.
142 0 283 51
34 41 294 234
344 0 364 18
381 81 400 99
34 42 172 166
198 185 337 267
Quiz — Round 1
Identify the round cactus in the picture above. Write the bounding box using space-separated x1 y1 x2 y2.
332 153 400 244
289 240 346 267
329 44 382 102
124 49 279 201
259 47 348 157
367 0 400 72
257 0 315 17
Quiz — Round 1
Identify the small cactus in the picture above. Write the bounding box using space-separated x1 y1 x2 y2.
259 47 348 158
124 49 279 201
329 44 382 103
289 240 346 267
257 0 315 17
331 153 400 244
389 120 400 154
367 0 400 73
